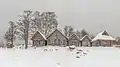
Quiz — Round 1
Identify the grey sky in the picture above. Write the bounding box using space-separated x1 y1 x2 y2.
0 0 120 40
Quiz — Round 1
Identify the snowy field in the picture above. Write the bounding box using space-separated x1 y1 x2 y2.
0 46 120 67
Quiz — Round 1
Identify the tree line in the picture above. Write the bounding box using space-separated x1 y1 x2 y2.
4 10 94 49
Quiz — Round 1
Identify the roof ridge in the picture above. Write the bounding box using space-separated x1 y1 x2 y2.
31 31 46 40
92 30 115 42
80 35 91 41
69 33 80 41
47 29 68 40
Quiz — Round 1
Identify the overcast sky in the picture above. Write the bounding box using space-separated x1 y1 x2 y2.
0 0 120 40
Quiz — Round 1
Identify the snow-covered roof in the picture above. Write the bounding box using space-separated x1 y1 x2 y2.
92 30 115 42
69 33 80 41
39 31 46 40
80 35 92 41
47 29 68 40
31 31 46 40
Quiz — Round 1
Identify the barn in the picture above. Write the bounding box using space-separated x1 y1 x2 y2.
91 30 116 46
80 35 92 47
47 29 68 46
31 31 46 47
68 33 81 47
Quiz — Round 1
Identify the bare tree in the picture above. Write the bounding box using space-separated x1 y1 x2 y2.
4 29 11 47
80 29 94 39
76 30 81 39
80 29 88 38
4 21 16 48
30 11 41 33
116 37 120 45
90 34 95 39
16 10 33 49
31 12 58 37
63 25 74 38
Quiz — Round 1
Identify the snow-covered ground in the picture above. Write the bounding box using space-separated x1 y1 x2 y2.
0 46 120 67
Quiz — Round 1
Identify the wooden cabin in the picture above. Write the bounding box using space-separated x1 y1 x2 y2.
92 30 116 47
68 34 81 47
47 29 68 46
31 31 46 47
80 35 92 47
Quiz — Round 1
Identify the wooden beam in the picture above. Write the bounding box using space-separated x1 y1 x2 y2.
110 40 111 46
98 40 101 46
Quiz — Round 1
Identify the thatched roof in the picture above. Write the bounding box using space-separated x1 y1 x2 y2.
92 30 115 42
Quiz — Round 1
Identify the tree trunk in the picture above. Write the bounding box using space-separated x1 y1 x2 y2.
10 33 14 48
110 40 111 46
25 31 28 49
25 23 29 49
10 24 14 48
98 40 101 46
